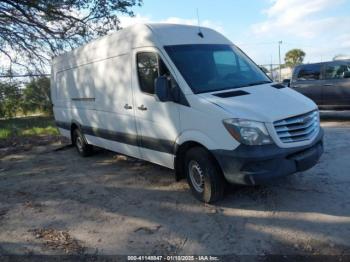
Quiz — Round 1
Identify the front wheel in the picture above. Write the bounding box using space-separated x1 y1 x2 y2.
185 147 226 203
73 128 94 157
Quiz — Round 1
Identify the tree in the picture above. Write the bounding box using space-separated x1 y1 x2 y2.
21 77 52 115
0 82 22 118
0 0 142 75
284 49 306 67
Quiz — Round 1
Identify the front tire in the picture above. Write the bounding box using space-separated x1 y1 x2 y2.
73 128 94 157
185 147 226 203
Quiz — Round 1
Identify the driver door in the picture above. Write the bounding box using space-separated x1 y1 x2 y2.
131 47 181 168
291 64 323 105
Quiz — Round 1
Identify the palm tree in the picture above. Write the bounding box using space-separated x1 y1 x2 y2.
284 49 306 67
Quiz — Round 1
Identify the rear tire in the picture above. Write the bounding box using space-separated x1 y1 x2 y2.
185 147 226 203
73 128 94 157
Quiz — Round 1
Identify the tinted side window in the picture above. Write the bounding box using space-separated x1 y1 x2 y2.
137 52 159 94
325 62 350 79
297 64 321 81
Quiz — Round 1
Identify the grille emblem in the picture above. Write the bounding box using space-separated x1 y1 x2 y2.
274 111 318 143
300 116 311 124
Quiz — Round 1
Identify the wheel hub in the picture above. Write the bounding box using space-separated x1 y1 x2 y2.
76 136 83 152
188 160 204 193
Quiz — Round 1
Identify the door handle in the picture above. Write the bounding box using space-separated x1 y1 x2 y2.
124 104 132 110
137 105 147 111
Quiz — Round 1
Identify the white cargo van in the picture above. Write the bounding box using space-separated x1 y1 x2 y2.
51 23 324 203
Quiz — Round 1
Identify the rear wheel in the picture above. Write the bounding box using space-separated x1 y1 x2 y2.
185 147 226 203
73 128 93 157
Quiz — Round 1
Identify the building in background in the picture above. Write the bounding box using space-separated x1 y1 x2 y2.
334 55 350 61
260 64 293 82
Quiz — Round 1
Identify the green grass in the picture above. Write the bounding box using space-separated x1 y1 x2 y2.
0 116 59 140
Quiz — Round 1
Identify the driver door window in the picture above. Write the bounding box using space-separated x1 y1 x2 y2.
137 52 159 94
297 64 321 81
136 52 175 95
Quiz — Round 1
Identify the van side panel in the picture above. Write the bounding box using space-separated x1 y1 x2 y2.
94 54 130 112
84 53 141 158
53 52 141 159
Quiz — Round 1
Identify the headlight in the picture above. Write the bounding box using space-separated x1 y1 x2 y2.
223 119 273 145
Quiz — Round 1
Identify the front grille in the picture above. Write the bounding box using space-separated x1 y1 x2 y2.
274 110 319 143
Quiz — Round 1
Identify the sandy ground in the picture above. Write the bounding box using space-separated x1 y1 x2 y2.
0 116 350 256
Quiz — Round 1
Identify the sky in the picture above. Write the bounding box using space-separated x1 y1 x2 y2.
119 0 350 65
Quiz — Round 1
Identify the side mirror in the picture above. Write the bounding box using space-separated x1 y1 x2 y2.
259 66 269 74
155 76 172 102
344 71 350 78
282 79 291 87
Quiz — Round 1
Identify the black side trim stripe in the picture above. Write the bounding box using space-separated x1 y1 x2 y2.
140 136 174 155
71 97 95 101
55 121 175 154
82 126 138 147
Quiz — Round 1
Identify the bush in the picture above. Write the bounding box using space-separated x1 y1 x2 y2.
21 77 52 115
0 82 22 118
0 77 52 119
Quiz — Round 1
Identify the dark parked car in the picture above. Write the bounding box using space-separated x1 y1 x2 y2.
284 60 350 109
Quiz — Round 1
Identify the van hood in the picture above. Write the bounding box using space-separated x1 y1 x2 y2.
199 84 317 123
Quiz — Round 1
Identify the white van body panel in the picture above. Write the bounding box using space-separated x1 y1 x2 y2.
199 85 318 149
200 85 315 123
51 23 320 174
175 130 231 151
178 94 239 150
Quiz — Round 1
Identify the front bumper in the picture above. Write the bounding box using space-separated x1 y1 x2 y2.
211 128 324 185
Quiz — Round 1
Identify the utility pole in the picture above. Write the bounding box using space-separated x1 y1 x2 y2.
270 55 273 81
278 40 282 82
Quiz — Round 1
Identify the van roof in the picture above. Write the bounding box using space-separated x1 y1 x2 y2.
146 23 231 46
52 23 232 70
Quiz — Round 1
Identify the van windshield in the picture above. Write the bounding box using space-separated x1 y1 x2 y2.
164 44 271 94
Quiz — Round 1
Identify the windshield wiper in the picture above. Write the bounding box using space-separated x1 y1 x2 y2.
195 81 272 94
221 81 272 90
245 80 272 87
